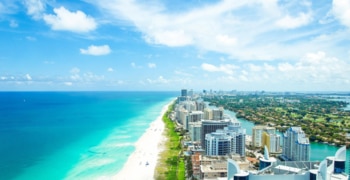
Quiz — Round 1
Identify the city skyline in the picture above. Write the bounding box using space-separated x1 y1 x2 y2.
1 0 350 91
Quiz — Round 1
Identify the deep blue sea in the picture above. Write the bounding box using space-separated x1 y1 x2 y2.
0 91 177 180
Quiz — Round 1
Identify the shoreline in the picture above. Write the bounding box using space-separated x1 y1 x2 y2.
113 101 171 180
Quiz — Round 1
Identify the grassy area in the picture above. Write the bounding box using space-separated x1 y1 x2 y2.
154 103 186 180
177 157 186 179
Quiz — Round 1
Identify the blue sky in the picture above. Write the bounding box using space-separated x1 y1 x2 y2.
0 0 350 91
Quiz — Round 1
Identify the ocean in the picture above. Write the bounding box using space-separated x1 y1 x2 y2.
0 91 177 180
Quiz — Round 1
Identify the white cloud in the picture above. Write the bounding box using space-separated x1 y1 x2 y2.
64 82 73 86
68 68 105 83
201 63 219 72
332 0 350 27
91 0 255 51
278 62 294 72
43 6 97 33
131 62 142 68
275 12 313 29
144 30 193 47
107 67 114 72
247 64 262 72
70 67 80 81
201 63 238 75
80 45 111 56
89 0 348 61
174 70 193 77
25 74 32 81
23 0 46 20
195 51 350 90
148 63 156 68
70 74 80 81
274 51 350 84
83 72 104 81
147 76 169 84
215 34 237 46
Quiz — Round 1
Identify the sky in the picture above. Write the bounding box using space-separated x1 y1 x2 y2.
0 0 350 91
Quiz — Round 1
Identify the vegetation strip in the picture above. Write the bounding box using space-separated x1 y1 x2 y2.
155 103 186 180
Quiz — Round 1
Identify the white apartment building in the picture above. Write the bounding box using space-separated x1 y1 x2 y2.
267 133 281 153
252 126 276 147
212 107 224 120
282 127 310 161
184 111 203 130
203 108 213 120
189 121 202 142
205 124 246 157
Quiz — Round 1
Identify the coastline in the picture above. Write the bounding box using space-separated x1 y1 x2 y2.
113 101 171 180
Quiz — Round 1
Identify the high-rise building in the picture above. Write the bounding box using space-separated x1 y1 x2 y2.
205 131 232 156
181 101 196 112
263 132 281 153
184 111 203 130
195 101 206 111
282 127 310 161
181 89 187 97
203 108 213 120
252 126 276 148
188 89 193 97
201 119 232 149
212 107 224 120
178 108 189 126
189 121 202 142
205 124 246 157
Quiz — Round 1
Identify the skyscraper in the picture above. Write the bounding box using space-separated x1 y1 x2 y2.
184 111 203 130
201 119 231 149
195 100 206 111
205 131 232 156
203 108 213 120
181 89 187 97
282 127 310 161
189 121 202 142
205 124 246 157
212 107 224 120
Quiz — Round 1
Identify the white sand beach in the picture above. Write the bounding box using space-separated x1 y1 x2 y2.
112 102 171 180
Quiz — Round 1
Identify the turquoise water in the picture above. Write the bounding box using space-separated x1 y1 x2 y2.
0 92 177 179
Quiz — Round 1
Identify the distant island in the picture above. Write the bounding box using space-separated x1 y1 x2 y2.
203 93 350 146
